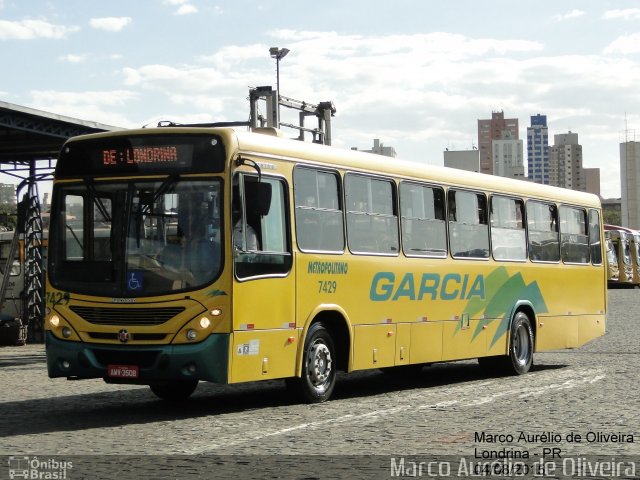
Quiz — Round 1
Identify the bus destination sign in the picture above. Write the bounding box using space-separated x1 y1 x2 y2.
56 133 226 177
102 145 184 167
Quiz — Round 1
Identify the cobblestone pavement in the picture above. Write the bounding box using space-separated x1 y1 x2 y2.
1 289 639 479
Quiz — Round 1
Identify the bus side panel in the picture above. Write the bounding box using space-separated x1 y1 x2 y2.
441 319 487 361
352 324 396 370
485 318 509 357
394 322 411 365
409 322 443 364
536 315 578 351
229 329 299 383
529 261 605 350
578 314 606 346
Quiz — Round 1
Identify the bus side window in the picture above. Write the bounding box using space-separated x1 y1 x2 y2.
527 201 560 262
345 174 398 255
294 167 344 253
448 190 489 259
399 182 447 258
560 206 589 264
589 209 603 265
490 195 526 261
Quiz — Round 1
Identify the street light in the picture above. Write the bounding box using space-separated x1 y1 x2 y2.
269 47 289 127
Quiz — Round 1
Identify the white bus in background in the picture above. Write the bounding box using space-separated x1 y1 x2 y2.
0 231 48 321
0 231 24 321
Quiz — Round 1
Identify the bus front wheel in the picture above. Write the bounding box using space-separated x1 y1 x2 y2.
150 380 198 401
289 322 337 403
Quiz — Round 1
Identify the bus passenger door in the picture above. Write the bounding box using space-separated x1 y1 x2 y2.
230 174 297 383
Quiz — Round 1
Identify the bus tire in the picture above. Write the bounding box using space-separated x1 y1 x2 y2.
478 312 534 375
150 380 198 401
292 322 337 403
504 311 534 375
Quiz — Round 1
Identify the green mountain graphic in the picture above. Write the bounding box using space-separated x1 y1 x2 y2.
456 266 548 348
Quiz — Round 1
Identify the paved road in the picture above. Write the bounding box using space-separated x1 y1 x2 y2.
1 289 638 479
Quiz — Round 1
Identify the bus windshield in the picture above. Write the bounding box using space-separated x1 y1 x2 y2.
49 178 222 297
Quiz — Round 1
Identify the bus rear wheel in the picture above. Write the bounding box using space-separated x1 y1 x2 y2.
289 322 337 403
478 312 534 375
150 380 198 401
507 311 534 374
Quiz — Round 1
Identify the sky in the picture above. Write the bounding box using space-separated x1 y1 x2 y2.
2 0 640 199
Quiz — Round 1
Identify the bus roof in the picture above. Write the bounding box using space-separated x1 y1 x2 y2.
232 128 601 208
62 126 602 209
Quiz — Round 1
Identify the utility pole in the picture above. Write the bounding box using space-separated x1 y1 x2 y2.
269 47 289 127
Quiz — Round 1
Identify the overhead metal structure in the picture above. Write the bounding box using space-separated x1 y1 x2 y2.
249 86 336 145
0 100 120 341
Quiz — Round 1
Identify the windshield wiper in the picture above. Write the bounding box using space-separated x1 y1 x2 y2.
66 224 83 250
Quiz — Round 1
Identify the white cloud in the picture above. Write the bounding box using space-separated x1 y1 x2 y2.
58 53 87 63
175 4 198 15
47 29 638 197
604 34 640 55
552 9 585 22
603 9 640 20
0 19 79 40
163 0 198 15
29 90 139 128
89 17 132 32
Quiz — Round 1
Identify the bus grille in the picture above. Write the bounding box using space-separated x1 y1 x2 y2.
70 306 185 326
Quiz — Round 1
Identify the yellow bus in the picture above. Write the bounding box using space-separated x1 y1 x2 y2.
604 225 640 287
604 228 634 287
632 231 640 286
45 127 607 402
0 231 23 321
604 235 619 286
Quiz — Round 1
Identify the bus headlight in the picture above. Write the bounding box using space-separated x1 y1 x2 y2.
199 317 211 329
62 327 72 338
186 329 198 341
49 315 60 328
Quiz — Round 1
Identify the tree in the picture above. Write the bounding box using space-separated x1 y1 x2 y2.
0 204 17 230
603 209 621 226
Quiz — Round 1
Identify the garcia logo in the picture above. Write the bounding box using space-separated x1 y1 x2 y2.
370 272 485 302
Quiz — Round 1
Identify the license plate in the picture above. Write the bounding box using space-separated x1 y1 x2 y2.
107 364 139 379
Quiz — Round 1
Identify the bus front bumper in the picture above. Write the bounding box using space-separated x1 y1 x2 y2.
45 331 229 384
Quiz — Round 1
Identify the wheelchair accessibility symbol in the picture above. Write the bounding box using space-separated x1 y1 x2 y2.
127 271 143 291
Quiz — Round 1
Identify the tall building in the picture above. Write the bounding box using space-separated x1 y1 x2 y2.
583 168 601 197
443 149 479 173
477 111 519 175
621 141 640 229
549 132 600 196
492 130 525 179
527 114 549 184
549 132 581 189
364 138 397 158
0 183 16 205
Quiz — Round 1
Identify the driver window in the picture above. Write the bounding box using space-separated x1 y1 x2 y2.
233 174 291 279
